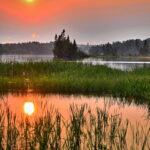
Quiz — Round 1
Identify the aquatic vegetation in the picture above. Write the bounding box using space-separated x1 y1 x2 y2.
0 104 149 149
0 61 150 105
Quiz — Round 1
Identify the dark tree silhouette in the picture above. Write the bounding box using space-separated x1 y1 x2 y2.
89 38 150 56
0 44 3 54
53 30 87 60
0 42 54 55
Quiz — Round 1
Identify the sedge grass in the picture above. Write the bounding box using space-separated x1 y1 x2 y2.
0 61 150 105
0 104 149 150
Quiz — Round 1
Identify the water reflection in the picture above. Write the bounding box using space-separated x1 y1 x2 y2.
0 93 149 149
24 102 35 116
82 57 150 71
0 93 149 124
0 54 53 63
1 55 150 71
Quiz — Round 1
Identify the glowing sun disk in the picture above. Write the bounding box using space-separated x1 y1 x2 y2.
26 0 35 3
24 102 35 115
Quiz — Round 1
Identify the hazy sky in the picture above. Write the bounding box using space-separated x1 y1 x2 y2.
0 0 150 44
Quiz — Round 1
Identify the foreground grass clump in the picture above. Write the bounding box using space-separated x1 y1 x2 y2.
0 104 149 150
0 61 150 104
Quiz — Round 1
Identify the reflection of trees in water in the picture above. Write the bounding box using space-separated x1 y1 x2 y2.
97 96 143 108
100 96 150 120
0 92 149 120
148 106 150 119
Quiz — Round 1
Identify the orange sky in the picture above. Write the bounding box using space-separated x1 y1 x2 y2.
0 0 150 43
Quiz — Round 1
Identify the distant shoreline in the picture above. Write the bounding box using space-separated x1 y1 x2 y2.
1 37 150 56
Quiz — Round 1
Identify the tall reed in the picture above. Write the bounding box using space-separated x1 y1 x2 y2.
0 104 149 149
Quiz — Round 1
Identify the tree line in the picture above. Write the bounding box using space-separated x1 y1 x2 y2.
89 38 150 56
0 42 54 55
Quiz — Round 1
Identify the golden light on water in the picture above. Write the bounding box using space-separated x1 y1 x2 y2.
24 102 35 115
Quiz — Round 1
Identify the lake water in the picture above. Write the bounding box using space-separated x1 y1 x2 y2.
0 54 150 148
0 93 149 149
1 54 150 71
82 57 150 71
0 54 54 63
1 93 149 124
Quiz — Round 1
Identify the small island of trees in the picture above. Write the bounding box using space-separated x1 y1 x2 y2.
53 30 87 60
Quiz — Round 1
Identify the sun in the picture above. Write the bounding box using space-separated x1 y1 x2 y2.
26 0 35 3
24 102 35 115
32 33 36 39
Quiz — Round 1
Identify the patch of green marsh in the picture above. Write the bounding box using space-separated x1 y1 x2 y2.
0 61 150 104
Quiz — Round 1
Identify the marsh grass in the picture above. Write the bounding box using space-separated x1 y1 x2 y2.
0 104 149 150
0 61 150 105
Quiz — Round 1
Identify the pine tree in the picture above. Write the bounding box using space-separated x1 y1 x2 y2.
53 30 78 60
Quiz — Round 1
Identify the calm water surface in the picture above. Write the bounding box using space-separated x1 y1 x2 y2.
0 55 150 148
0 93 149 125
0 55 54 63
0 94 149 149
1 54 150 70
82 57 150 71
0 55 150 71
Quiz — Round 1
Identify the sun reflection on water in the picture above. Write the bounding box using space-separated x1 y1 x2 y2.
24 102 35 115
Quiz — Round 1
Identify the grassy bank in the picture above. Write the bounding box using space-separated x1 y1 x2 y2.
0 104 149 149
0 61 150 104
